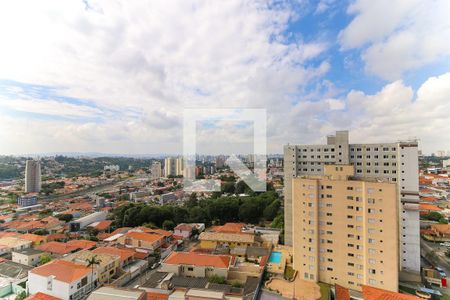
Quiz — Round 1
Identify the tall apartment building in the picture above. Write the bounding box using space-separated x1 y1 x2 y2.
292 165 399 292
284 131 420 274
165 157 184 177
151 161 162 179
176 157 184 176
25 159 41 193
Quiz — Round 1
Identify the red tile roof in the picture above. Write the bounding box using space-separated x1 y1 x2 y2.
90 220 112 231
211 223 245 233
147 292 169 300
26 292 62 300
362 285 420 300
66 239 97 250
126 231 164 243
37 241 80 255
30 260 91 283
163 251 231 268
335 284 350 300
420 204 442 211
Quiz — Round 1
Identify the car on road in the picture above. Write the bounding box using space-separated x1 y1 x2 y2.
439 242 450 247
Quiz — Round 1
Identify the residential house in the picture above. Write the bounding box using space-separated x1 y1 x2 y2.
0 236 32 254
117 231 163 252
174 224 193 239
12 248 46 266
62 250 120 284
86 287 146 300
161 251 232 278
28 260 98 300
21 233 48 246
36 242 81 257
25 292 62 300
92 247 135 267
198 232 255 249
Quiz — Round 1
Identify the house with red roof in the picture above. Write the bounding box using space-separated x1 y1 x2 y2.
25 292 62 300
36 242 81 257
117 231 164 252
420 203 443 214
161 251 233 278
28 260 97 300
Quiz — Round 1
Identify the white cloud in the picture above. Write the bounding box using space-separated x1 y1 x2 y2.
0 0 331 154
339 0 450 80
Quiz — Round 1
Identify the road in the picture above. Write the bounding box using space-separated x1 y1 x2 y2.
421 238 450 296
41 176 137 202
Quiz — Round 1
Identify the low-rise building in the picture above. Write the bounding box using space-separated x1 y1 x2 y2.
86 287 146 300
0 236 32 254
174 224 193 239
161 251 232 278
12 248 46 266
36 242 81 257
28 260 98 300
62 250 120 284
117 231 164 252
198 232 255 249
20 233 48 246
92 247 135 267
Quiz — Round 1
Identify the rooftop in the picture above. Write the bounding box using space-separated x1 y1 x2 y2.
30 260 91 283
163 251 231 269
87 287 145 300
199 231 255 244
13 248 44 256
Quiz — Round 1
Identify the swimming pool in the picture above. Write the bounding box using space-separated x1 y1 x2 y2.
269 251 282 264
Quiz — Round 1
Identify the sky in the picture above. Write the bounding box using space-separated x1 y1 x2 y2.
0 0 450 155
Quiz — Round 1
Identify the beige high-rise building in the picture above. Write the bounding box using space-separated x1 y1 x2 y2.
284 131 420 275
292 165 398 292
165 157 184 177
151 161 162 179
175 157 184 176
24 160 41 193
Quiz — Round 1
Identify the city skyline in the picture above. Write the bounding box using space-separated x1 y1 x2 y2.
1 1 450 155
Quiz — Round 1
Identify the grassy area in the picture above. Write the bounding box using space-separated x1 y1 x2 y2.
442 294 450 300
318 282 330 300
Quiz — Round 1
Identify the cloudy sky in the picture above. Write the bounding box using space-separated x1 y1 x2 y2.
0 0 449 155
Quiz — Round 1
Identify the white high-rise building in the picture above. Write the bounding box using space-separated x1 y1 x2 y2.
150 161 162 179
25 160 41 193
284 131 420 275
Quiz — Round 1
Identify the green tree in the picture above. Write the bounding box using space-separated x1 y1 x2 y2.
222 182 235 194
189 206 209 224
235 181 249 194
271 213 284 229
263 200 281 221
86 255 101 286
238 200 261 224
56 213 73 222
208 274 226 284
15 291 27 300
163 220 175 231
422 211 444 222
40 254 52 265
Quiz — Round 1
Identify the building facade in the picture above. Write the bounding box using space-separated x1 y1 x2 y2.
17 195 38 207
292 165 399 292
25 160 41 193
151 161 162 179
284 131 420 274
